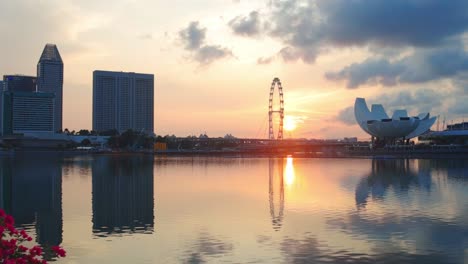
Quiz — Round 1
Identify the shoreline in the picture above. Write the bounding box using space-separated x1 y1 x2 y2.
2 148 468 159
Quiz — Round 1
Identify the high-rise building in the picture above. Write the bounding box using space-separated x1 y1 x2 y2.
37 44 63 132
93 70 154 133
2 91 55 135
0 80 3 134
3 75 37 92
1 76 38 135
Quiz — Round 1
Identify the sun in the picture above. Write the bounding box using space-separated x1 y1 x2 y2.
284 116 297 131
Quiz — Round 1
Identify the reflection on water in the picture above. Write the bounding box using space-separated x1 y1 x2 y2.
330 158 468 264
182 232 234 264
92 156 154 237
0 155 466 263
284 157 295 186
269 158 285 231
280 234 459 264
0 155 62 259
355 159 431 208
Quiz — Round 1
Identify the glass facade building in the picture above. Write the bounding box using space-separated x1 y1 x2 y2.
0 81 3 134
3 75 37 92
37 44 63 132
93 71 154 133
1 92 55 135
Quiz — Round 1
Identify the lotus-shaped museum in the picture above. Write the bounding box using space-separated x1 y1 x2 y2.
354 98 437 139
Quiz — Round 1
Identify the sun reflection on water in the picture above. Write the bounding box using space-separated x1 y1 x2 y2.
285 156 295 186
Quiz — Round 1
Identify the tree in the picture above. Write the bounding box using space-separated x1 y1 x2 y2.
78 129 91 136
224 133 236 139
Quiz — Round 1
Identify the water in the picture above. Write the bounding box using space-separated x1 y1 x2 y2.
0 154 467 264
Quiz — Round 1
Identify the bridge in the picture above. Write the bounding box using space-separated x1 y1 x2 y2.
161 137 359 154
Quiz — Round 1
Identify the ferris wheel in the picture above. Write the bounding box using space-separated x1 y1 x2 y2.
268 77 284 140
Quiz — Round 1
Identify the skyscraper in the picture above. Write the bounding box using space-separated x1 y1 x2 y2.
3 75 37 92
0 80 3 134
37 44 63 132
93 71 154 133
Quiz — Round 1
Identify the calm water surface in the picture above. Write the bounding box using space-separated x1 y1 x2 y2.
0 155 467 264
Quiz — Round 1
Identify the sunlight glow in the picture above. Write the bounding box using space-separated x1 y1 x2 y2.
285 156 295 186
284 116 297 131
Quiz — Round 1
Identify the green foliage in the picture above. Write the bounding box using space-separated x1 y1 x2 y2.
106 129 154 150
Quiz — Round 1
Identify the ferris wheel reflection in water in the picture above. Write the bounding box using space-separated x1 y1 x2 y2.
269 156 295 232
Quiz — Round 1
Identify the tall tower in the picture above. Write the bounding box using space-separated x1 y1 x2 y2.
37 44 63 132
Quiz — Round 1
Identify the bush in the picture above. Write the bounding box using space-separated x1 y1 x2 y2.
0 209 66 263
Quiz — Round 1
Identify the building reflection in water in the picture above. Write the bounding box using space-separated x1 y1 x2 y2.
355 159 431 208
269 158 285 231
92 156 154 237
419 159 468 179
0 156 63 252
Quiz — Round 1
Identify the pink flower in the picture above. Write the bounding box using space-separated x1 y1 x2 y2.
18 245 28 252
51 246 67 258
29 246 43 257
19 229 31 240
0 209 66 263
4 215 14 225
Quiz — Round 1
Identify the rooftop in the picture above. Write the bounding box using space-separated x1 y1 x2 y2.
38 44 63 63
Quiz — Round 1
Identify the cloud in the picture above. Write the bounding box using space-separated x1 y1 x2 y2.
317 0 468 47
336 106 355 125
326 58 404 88
194 45 233 65
374 89 445 113
230 0 468 64
326 44 468 88
179 21 233 65
0 0 81 71
451 96 468 115
228 11 261 37
138 33 153 40
179 21 206 50
257 56 275 65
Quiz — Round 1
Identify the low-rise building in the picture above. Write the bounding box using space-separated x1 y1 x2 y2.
1 91 55 135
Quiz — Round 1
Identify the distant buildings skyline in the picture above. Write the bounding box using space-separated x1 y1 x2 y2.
0 45 60 135
1 44 157 136
93 70 154 134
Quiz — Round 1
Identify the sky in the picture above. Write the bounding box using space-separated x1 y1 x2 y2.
1 0 468 139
